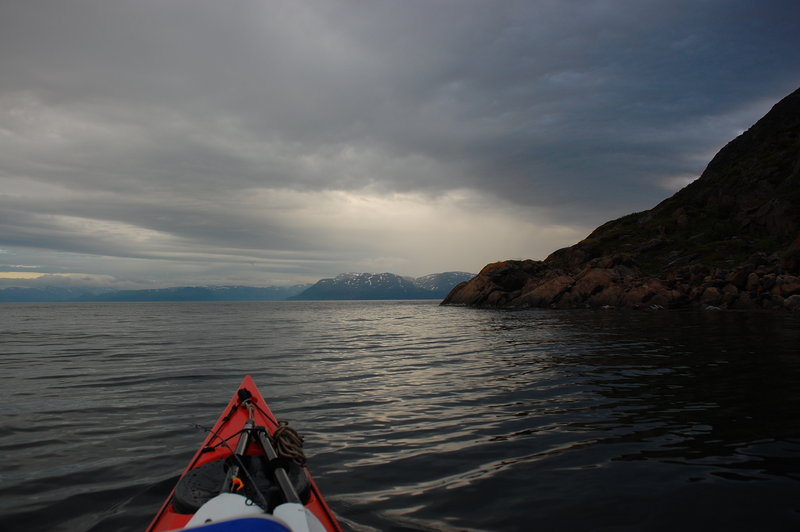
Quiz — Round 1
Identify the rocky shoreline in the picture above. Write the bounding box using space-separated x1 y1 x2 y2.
442 253 800 311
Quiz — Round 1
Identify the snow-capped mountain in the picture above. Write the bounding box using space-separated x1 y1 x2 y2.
290 271 474 300
414 272 474 293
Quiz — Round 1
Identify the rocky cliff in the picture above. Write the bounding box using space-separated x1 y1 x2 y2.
443 87 800 310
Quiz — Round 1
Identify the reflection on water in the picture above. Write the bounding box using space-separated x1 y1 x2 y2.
1 302 799 531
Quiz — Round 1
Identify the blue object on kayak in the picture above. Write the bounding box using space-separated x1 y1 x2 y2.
184 517 292 531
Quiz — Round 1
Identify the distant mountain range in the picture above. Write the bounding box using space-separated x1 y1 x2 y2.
87 285 312 302
290 272 473 300
0 284 311 303
0 271 474 302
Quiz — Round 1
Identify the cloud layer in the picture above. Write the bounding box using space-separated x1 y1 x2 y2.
1 0 799 286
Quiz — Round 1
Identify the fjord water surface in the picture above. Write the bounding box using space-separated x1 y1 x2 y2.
1 301 799 531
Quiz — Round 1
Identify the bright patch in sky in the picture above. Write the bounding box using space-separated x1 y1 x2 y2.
0 271 44 279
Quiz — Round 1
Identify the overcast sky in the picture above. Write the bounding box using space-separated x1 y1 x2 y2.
1 0 799 288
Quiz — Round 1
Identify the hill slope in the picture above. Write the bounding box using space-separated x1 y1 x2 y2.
443 87 800 310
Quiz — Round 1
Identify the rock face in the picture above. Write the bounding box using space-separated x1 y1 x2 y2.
443 87 800 310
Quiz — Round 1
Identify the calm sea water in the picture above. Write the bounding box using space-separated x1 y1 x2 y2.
1 301 799 531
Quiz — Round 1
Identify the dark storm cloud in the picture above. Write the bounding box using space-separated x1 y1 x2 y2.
1 0 799 284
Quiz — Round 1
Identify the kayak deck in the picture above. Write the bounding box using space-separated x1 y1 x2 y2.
146 376 341 532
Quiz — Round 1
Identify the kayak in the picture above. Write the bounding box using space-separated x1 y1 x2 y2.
146 375 342 532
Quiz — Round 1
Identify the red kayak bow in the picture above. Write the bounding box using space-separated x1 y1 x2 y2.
146 376 341 532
